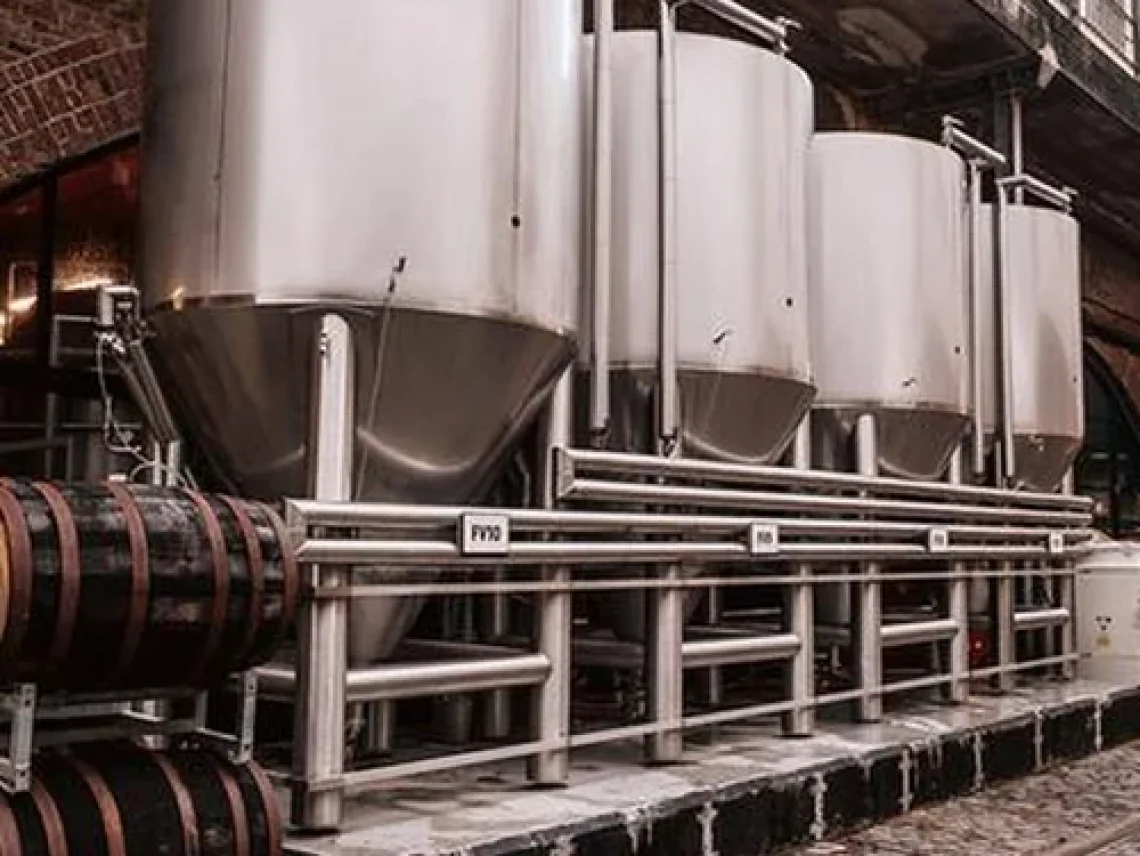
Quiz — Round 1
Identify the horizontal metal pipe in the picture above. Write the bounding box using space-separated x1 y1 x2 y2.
682 634 800 669
880 619 960 648
999 174 1074 211
941 118 1008 168
560 449 1091 511
688 0 789 48
564 480 1090 526
338 740 550 794
257 655 549 704
296 538 1064 568
1013 607 1071 631
287 500 1094 542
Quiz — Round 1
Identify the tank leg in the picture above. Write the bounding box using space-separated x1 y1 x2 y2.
855 414 882 723
785 416 815 737
947 448 970 704
529 374 572 785
995 563 1016 693
291 314 353 831
702 587 724 709
647 562 684 763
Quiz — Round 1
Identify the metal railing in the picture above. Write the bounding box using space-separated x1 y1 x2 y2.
278 447 1094 829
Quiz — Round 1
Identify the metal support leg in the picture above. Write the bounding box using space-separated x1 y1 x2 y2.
703 586 723 708
291 314 354 831
856 414 882 722
529 374 572 785
647 562 684 762
785 416 815 736
996 562 1016 693
485 568 512 740
947 449 970 704
1058 561 1076 680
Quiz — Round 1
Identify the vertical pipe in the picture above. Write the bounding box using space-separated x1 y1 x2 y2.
996 561 1016 693
590 0 614 438
658 0 680 456
529 372 573 785
291 314 353 831
785 415 815 736
484 566 512 741
35 174 57 368
1058 469 1076 679
648 557 685 762
1011 93 1024 204
947 447 970 704
702 587 723 708
856 414 882 722
967 161 986 478
995 188 1017 486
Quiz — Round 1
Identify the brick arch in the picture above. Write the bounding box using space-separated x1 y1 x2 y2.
0 0 144 188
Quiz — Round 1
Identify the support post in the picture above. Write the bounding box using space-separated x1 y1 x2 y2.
484 566 512 741
702 587 724 708
291 314 354 831
529 373 573 785
1058 469 1077 680
856 414 882 722
785 415 815 736
947 448 970 704
995 562 1016 693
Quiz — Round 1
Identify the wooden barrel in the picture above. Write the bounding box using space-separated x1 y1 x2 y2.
0 481 299 692
2 741 282 855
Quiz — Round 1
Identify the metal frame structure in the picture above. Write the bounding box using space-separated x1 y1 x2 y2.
0 675 258 794
281 314 1094 827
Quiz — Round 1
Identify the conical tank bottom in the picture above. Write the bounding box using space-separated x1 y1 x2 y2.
151 303 574 660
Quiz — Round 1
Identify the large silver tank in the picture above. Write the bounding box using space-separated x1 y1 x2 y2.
807 133 969 479
584 32 814 640
978 204 1084 491
140 0 583 661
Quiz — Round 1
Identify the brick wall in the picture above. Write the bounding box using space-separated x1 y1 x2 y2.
0 0 144 186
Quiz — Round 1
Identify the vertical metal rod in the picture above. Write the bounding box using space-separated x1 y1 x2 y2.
590 0 614 438
1058 469 1076 679
35 173 57 367
785 415 815 736
485 567 512 740
291 314 353 831
947 447 970 704
1011 93 1024 204
657 0 680 455
996 562 1016 693
994 188 1017 486
702 587 723 707
967 161 987 478
529 373 573 784
855 414 882 722
648 559 685 762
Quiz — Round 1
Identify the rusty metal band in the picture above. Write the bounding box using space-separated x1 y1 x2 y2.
71 758 126 856
105 483 150 686
0 480 33 672
184 491 231 683
246 761 283 856
0 796 23 856
218 495 265 665
258 502 299 654
213 764 251 856
30 779 69 856
31 482 81 680
151 753 201 856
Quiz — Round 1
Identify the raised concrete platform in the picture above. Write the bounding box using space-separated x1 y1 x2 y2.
284 671 1140 856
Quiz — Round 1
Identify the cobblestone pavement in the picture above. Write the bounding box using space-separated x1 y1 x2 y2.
793 743 1140 855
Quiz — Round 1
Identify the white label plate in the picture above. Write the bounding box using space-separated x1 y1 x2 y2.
460 513 510 556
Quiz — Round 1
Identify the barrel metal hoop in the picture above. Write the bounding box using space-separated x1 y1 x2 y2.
31 482 81 680
213 763 252 856
247 761 283 856
0 796 22 856
184 491 231 683
105 483 150 687
151 753 201 856
218 495 265 666
0 480 33 673
30 779 68 856
71 758 126 856
258 502 299 652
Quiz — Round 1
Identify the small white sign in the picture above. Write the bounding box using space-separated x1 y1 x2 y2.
460 513 511 556
1047 532 1065 556
927 528 950 553
749 523 780 556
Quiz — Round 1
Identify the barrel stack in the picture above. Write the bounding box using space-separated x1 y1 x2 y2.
0 480 298 855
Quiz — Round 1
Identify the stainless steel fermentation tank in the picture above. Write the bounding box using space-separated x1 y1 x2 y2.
807 133 970 480
139 0 583 663
581 30 815 641
977 203 1084 491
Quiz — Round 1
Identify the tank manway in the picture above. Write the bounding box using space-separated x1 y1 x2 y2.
0 481 298 692
0 741 282 855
